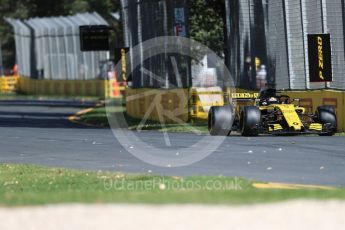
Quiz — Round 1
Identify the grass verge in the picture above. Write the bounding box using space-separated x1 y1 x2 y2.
335 133 345 136
1 164 345 206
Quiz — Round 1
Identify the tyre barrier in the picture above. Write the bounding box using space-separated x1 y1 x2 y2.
17 77 126 99
126 88 189 123
189 87 225 121
12 78 345 132
0 76 18 94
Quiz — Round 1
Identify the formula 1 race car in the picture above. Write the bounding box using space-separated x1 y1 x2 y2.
208 89 337 136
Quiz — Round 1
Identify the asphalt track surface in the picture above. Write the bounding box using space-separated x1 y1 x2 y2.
0 100 345 187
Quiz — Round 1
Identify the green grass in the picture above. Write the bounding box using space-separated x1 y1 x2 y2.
335 133 345 136
1 164 345 206
80 102 208 133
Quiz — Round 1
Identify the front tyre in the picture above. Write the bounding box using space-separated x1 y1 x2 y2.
316 106 337 136
240 106 261 136
208 105 234 136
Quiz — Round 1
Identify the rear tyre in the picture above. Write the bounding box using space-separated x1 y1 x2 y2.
316 106 337 136
240 106 261 136
208 105 234 136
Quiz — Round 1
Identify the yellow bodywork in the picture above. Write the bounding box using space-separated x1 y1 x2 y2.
269 124 283 132
275 104 304 131
309 123 323 131
260 104 306 131
258 103 325 133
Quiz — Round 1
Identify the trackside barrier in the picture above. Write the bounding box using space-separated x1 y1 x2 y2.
189 87 225 120
126 88 189 123
14 79 345 131
125 87 259 123
0 76 19 94
189 88 260 121
17 77 126 99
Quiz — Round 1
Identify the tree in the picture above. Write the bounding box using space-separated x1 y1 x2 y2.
188 0 225 57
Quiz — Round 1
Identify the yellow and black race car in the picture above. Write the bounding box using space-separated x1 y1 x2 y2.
208 89 337 136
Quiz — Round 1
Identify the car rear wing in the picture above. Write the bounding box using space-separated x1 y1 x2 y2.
228 92 259 108
231 92 259 101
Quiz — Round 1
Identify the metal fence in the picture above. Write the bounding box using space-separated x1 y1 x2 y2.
119 0 194 88
4 18 32 78
225 0 345 90
0 39 4 76
7 1 345 90
5 12 109 80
